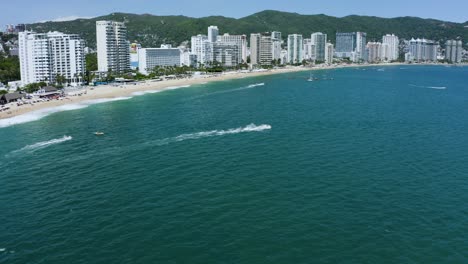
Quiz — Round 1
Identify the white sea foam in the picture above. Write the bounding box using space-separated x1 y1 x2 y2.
0 248 5 252
409 84 447 90
132 90 163 96
155 124 271 145
165 85 191 90
11 136 72 155
0 97 133 128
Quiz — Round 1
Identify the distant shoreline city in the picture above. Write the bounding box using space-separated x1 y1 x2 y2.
1 17 466 89
0 16 466 116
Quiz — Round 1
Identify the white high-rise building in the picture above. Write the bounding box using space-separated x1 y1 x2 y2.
138 45 182 75
367 42 382 63
271 32 282 62
445 40 463 63
303 38 315 61
96 21 130 73
382 34 399 61
335 32 367 62
287 34 303 64
259 36 273 65
272 32 282 41
251 34 273 66
407 38 438 62
218 34 247 64
208 26 219 43
191 35 212 66
311 32 327 62
250 33 261 65
191 27 244 67
18 31 85 86
325 42 334 64
355 32 367 61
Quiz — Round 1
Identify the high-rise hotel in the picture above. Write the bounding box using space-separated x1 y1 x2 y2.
250 33 273 66
96 21 130 73
311 32 327 62
445 40 463 63
287 34 303 64
18 31 86 86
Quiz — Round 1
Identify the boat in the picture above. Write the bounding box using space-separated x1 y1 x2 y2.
308 73 315 82
94 132 105 136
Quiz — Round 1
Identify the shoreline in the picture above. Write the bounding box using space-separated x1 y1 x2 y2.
0 63 438 126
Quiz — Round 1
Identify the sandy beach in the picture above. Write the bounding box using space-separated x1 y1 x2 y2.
0 63 407 123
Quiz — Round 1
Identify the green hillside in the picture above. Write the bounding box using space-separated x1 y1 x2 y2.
26 10 468 49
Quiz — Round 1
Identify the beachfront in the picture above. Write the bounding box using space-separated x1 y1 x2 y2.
0 66 314 121
0 62 416 123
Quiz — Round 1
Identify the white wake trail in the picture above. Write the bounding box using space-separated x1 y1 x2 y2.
10 136 72 155
155 124 271 145
189 83 265 100
409 84 447 90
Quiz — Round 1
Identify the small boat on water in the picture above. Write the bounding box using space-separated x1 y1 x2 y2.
94 132 105 136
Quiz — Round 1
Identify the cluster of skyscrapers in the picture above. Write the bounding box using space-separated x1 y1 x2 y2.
13 19 466 87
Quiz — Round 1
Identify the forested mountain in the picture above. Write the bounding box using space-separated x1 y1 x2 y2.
27 10 468 48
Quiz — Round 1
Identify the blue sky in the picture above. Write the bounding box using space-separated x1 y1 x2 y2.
2 0 468 27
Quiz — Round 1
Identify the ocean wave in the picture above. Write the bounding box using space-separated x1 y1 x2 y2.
132 90 163 96
165 85 191 90
155 123 271 146
0 97 133 128
409 84 447 90
9 136 72 155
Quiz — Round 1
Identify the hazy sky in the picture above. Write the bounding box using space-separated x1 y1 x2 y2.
2 0 468 27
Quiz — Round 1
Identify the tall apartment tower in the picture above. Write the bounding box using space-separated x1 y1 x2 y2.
208 26 219 43
218 33 247 64
445 40 463 63
191 35 212 65
311 32 327 62
355 32 367 61
96 21 130 73
250 33 273 66
382 34 399 61
271 31 282 61
303 38 316 61
18 31 85 86
250 33 261 65
287 34 303 64
325 42 334 64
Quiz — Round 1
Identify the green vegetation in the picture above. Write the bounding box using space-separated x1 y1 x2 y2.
27 10 468 48
0 54 20 84
22 82 47 93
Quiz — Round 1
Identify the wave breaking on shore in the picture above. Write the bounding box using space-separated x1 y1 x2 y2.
0 97 132 128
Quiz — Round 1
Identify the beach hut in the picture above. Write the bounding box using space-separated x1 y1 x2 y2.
0 92 24 105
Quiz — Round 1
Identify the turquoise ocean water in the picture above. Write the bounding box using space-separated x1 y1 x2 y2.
1 66 468 263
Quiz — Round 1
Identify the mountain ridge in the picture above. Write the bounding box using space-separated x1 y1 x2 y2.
27 10 468 48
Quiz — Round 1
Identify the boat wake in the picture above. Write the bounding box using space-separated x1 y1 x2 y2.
190 83 265 100
9 136 72 156
409 84 447 90
154 123 271 146
0 97 132 128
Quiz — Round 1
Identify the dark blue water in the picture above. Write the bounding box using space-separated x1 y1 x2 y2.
1 66 468 263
